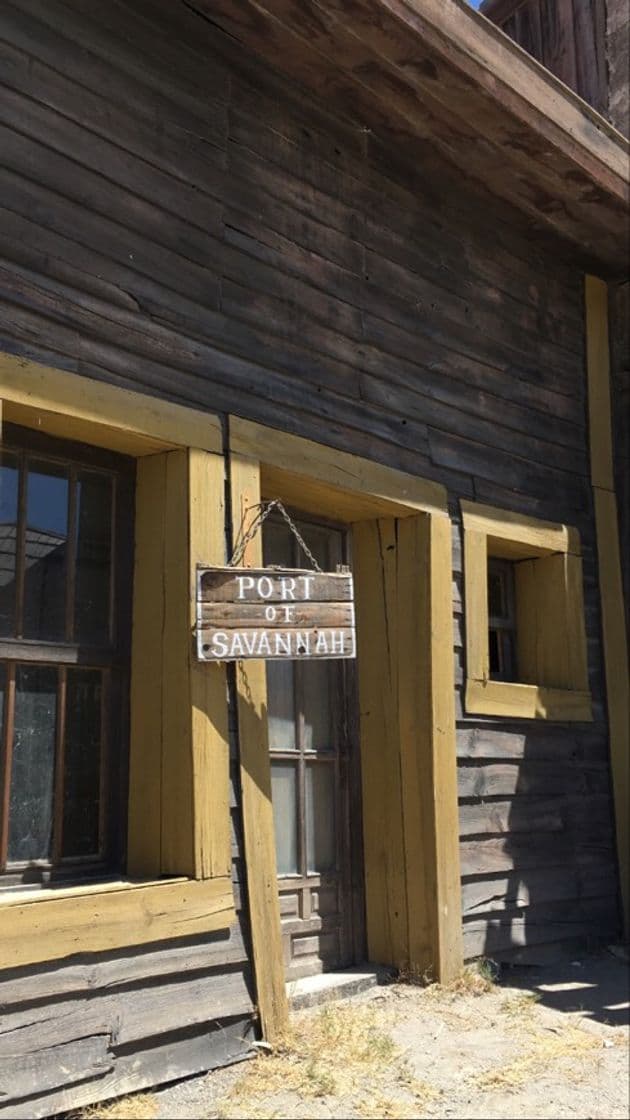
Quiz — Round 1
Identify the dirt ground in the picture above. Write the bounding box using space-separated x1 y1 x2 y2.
81 949 629 1120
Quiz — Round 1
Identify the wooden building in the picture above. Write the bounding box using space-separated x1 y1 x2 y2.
0 0 627 1114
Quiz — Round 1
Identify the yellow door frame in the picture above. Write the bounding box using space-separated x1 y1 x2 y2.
229 417 463 1039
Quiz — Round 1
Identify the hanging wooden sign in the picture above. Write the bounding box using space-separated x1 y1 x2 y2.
196 566 356 661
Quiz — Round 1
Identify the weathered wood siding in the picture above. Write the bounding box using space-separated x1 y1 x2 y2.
0 0 622 1110
0 735 256 1118
606 0 630 136
482 0 628 136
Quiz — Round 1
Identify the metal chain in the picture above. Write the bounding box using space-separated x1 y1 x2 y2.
229 498 323 572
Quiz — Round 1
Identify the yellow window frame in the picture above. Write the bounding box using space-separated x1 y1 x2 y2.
461 499 591 721
0 355 234 968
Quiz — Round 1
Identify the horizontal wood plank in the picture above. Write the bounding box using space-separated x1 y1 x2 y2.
0 878 235 969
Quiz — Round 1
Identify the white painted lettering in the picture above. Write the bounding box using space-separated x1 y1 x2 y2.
265 605 277 622
330 630 344 654
283 605 295 622
315 631 329 655
257 576 273 599
280 577 296 600
274 632 291 656
230 632 245 657
242 632 258 656
237 575 255 600
212 631 229 657
295 631 311 655
299 575 314 600
257 631 272 656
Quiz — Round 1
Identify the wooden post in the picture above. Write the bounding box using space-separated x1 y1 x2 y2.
229 452 289 1041
354 513 462 981
128 449 231 881
585 274 629 934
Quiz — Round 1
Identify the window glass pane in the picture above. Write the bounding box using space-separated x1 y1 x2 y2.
74 472 113 644
23 461 69 640
488 569 506 619
8 665 58 863
305 762 335 873
0 453 19 637
263 518 293 566
489 628 501 675
62 670 102 859
302 661 335 751
296 524 341 570
266 661 297 750
271 761 298 875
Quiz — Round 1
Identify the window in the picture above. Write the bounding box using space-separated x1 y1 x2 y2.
0 425 134 886
461 500 591 721
0 360 234 970
487 559 516 680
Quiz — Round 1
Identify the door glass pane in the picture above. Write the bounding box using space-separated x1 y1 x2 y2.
23 460 69 640
305 762 335 872
267 661 297 750
8 665 58 863
263 517 293 566
0 453 19 637
297 524 343 571
75 472 113 644
264 517 297 750
271 761 298 875
62 669 102 858
302 661 334 751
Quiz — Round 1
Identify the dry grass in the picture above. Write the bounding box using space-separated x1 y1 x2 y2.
421 961 497 999
213 1000 440 1120
70 1094 157 1120
476 1023 601 1091
501 991 542 1018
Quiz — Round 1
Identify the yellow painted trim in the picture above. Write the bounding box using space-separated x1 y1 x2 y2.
425 514 463 977
128 449 231 882
230 417 462 991
461 500 580 556
230 416 447 515
1 354 234 964
0 352 222 456
462 499 591 720
0 877 234 969
585 275 630 933
229 451 289 1042
466 680 593 722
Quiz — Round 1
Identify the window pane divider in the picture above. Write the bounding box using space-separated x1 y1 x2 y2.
0 642 115 666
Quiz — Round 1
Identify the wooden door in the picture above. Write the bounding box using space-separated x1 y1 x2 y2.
263 514 365 979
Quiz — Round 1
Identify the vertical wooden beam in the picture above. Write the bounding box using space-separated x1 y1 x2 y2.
397 515 431 971
189 450 231 879
161 449 195 876
585 274 630 933
427 513 463 981
129 449 232 882
229 452 288 1041
354 518 409 967
463 529 488 684
354 513 462 981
